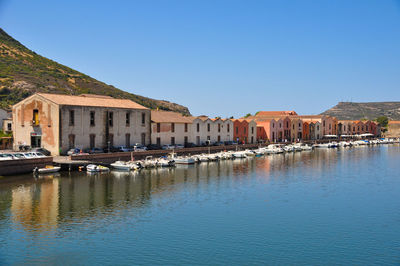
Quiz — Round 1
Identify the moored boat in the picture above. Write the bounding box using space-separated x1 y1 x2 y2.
87 164 110 172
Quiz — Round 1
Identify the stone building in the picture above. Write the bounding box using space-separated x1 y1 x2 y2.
12 93 151 155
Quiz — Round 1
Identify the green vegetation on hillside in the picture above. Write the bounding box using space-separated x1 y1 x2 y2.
0 28 190 115
322 102 400 120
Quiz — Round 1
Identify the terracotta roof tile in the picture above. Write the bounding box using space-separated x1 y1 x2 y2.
37 93 148 109
151 110 193 123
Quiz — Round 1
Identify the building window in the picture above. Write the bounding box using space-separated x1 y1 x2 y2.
171 137 175 145
366 126 368 131
108 112 113 127
344 125 346 131
157 123 161 133
292 124 294 130
185 123 188 132
298 123 301 128
68 134 75 149
109 134 114 147
156 137 161 146
142 113 146 125
286 121 289 128
141 133 146 145
317 125 319 130
218 135 221 142
227 124 230 132
33 109 39 125
69 110 74 126
7 123 11 131
90 111 95 126
197 123 200 132
126 112 130 126
353 127 355 132
90 134 96 149
184 136 188 144
273 123 275 128
251 127 254 134
125 133 130 147
218 124 221 132
207 123 210 132
171 123 175 133
279 123 282 128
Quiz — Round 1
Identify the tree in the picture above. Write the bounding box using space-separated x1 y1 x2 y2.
244 113 252 118
376 116 389 128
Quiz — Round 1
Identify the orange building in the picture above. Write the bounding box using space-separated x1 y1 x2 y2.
233 119 249 144
303 122 310 140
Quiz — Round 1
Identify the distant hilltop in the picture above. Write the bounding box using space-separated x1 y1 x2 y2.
0 28 191 115
321 101 400 120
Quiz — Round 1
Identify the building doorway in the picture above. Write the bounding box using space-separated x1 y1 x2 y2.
31 135 41 148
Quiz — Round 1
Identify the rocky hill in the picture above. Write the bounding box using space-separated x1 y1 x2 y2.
321 102 400 120
0 28 190 115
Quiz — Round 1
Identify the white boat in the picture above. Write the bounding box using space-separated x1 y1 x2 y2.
174 156 196 164
158 158 175 167
233 151 247 158
267 144 284 154
313 143 330 148
338 141 351 147
87 164 110 172
111 161 133 171
283 145 295 152
143 156 158 168
244 149 256 156
34 165 61 174
169 152 196 164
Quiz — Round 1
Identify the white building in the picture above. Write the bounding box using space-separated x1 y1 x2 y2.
150 110 193 146
247 119 257 144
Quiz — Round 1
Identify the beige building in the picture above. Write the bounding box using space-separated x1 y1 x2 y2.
151 110 193 146
246 119 257 144
12 93 151 155
190 116 234 145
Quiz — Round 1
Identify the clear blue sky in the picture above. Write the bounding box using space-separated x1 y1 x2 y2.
1 0 400 118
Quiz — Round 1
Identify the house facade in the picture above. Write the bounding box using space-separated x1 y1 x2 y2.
150 110 193 146
12 93 151 155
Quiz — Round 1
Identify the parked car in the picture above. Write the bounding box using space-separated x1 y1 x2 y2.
213 141 225 146
116 146 133 152
175 144 184 149
184 142 197 148
31 147 51 156
162 144 175 150
84 147 104 154
224 141 238 145
67 148 81 155
133 144 147 152
147 144 162 150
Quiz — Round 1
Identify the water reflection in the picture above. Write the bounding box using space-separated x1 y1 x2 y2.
0 145 397 233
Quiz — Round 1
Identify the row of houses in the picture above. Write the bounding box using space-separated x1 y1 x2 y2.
10 93 381 155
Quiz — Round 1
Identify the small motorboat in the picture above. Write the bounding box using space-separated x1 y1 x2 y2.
158 158 175 167
110 161 133 171
33 165 61 174
87 164 110 172
233 151 247 158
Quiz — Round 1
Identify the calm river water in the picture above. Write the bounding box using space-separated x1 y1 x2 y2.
0 145 400 265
